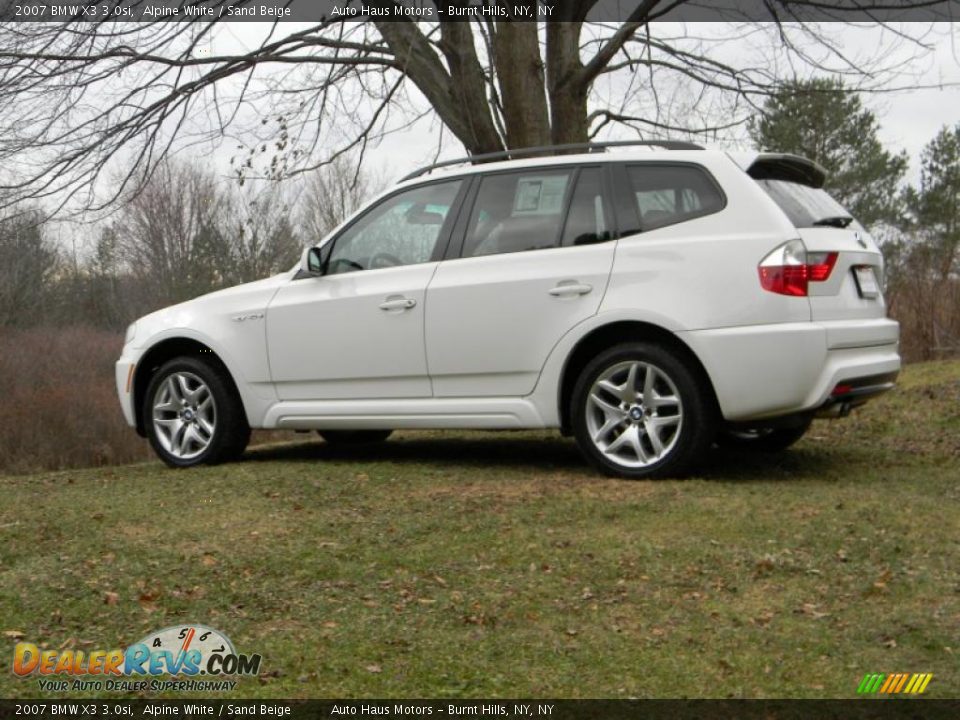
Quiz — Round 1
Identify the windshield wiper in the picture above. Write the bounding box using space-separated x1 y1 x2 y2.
812 216 853 228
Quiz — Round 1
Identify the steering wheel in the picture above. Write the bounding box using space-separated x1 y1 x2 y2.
369 252 404 269
328 257 364 274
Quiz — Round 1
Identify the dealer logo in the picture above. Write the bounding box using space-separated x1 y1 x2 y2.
13 624 261 689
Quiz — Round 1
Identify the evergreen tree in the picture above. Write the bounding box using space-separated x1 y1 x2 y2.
904 124 960 281
749 78 907 228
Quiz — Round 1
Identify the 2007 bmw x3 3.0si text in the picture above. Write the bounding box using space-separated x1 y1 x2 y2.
116 141 900 479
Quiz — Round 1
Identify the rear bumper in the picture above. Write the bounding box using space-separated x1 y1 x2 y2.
679 318 900 422
824 318 899 349
815 371 899 417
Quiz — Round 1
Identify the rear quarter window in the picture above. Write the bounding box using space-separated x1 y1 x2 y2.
625 164 726 231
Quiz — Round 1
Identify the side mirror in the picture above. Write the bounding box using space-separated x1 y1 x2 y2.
299 247 323 276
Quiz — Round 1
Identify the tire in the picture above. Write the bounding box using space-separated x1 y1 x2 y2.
571 342 716 479
318 430 393 444
144 356 250 468
717 419 812 452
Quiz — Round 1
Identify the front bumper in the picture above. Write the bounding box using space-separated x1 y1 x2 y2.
115 353 138 428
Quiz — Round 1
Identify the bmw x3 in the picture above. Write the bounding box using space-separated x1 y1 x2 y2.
116 141 900 478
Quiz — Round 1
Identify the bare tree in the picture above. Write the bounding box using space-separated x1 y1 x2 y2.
888 123 960 359
68 224 151 329
0 5 953 214
113 160 231 306
300 153 388 242
229 185 302 283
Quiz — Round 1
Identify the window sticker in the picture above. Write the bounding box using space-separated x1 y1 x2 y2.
514 175 569 215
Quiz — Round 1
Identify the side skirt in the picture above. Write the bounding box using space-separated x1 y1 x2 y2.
259 397 550 431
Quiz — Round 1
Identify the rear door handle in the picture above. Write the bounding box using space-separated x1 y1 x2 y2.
379 296 417 311
549 281 593 297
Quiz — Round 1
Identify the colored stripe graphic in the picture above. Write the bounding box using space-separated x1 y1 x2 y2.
857 672 933 694
857 673 884 693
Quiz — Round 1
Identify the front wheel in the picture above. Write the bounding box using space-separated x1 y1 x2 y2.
144 357 250 468
571 343 716 479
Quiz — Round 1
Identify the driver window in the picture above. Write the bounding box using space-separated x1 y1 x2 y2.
326 180 462 275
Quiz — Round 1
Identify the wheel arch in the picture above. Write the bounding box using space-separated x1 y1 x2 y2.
133 337 243 437
557 320 720 434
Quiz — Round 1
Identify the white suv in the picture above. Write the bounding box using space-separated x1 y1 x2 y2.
115 141 900 479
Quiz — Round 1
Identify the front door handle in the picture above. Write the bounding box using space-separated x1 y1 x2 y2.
549 281 593 297
379 296 417 311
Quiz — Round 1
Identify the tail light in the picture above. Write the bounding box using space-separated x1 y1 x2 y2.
758 240 838 296
807 252 838 281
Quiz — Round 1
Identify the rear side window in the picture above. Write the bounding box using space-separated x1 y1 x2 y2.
463 169 573 258
754 178 853 228
561 168 612 247
626 164 725 231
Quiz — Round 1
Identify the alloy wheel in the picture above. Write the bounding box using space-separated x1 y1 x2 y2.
585 360 683 469
152 371 217 460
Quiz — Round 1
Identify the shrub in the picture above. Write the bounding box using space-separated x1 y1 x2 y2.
0 326 153 474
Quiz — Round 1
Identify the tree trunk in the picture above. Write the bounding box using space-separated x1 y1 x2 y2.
546 20 589 145
490 21 550 149
376 21 502 155
438 23 505 154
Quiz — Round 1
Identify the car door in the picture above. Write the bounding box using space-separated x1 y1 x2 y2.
425 166 617 397
266 178 464 400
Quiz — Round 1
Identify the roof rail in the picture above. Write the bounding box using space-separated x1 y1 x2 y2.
399 139 705 182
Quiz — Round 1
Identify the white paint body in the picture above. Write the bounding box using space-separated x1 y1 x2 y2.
116 148 900 433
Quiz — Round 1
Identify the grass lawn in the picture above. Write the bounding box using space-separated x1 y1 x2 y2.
1 361 957 699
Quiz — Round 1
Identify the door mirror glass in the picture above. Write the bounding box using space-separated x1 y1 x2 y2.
300 247 323 276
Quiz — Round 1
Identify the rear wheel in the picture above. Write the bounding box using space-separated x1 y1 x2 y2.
717 419 812 452
144 357 250 468
571 343 716 479
318 430 393 444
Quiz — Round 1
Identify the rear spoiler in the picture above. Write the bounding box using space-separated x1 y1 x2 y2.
746 153 827 189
